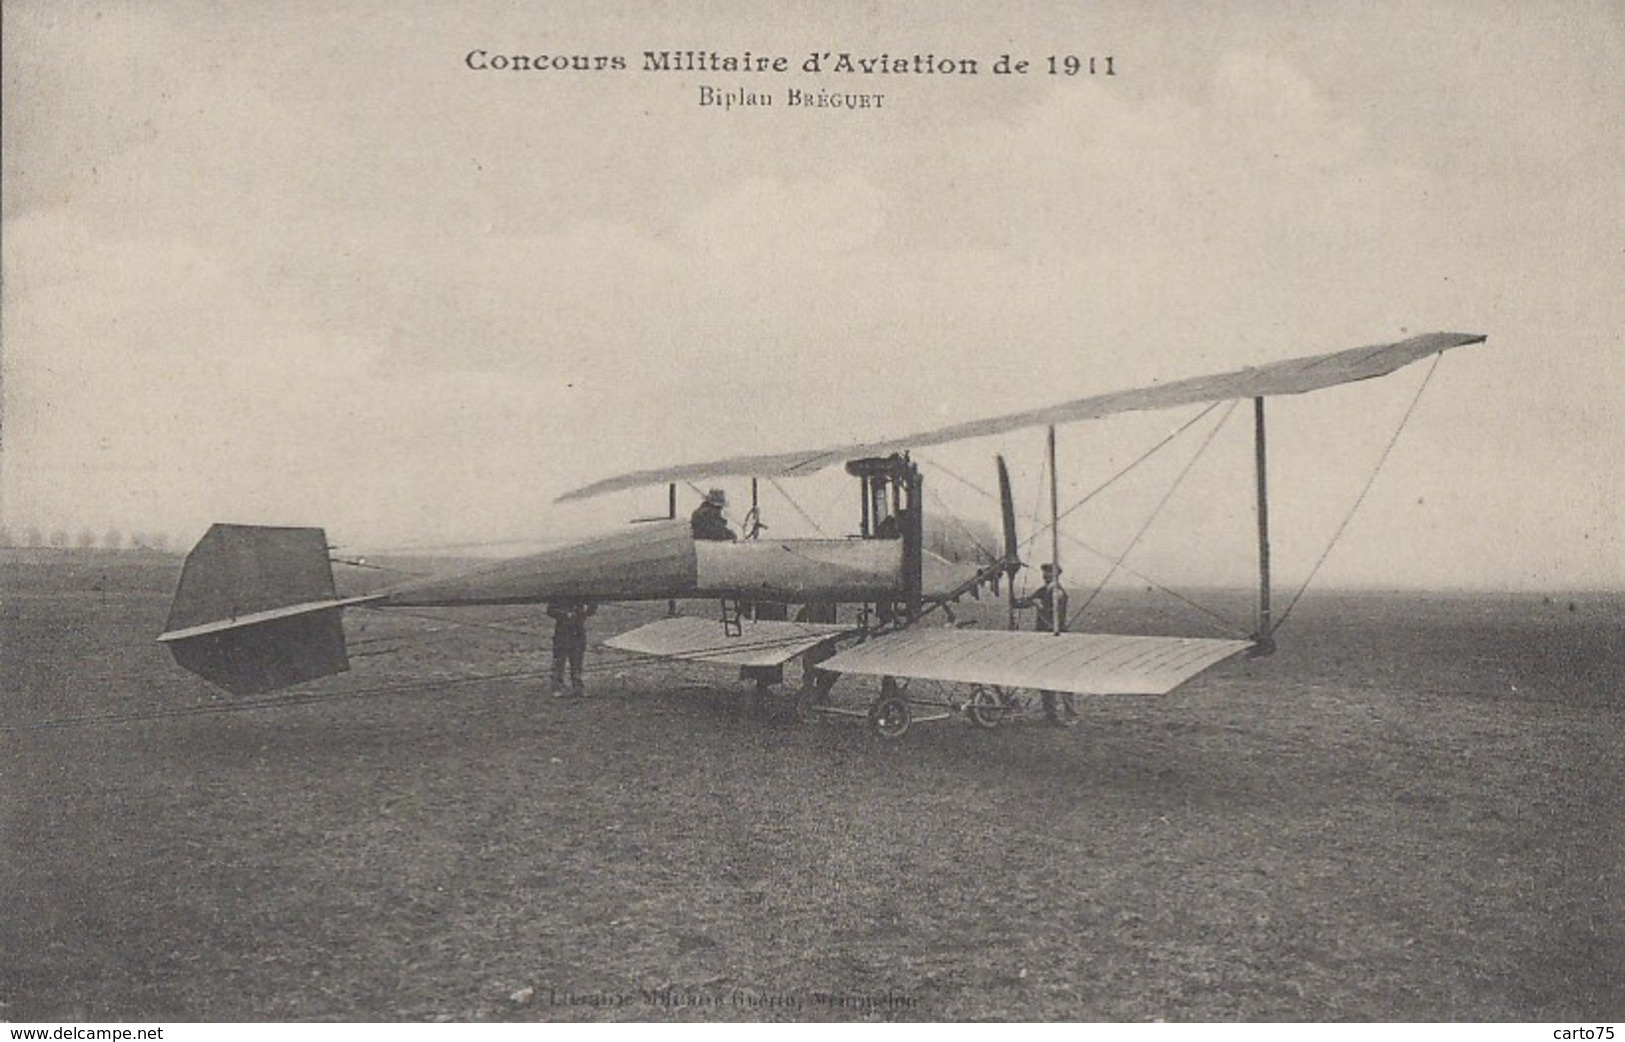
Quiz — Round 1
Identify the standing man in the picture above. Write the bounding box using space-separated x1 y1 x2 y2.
1019 563 1069 633
547 598 596 697
690 488 737 541
1016 563 1078 727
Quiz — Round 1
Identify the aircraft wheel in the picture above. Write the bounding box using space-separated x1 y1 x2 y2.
870 693 912 740
967 685 1002 730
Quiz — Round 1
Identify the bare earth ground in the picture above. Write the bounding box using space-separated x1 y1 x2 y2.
1 550 1620 1022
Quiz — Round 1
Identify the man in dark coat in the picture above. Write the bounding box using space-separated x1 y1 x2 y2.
690 488 736 541
547 598 596 697
1017 564 1077 727
1019 563 1069 633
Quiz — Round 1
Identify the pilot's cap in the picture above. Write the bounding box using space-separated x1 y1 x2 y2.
705 488 727 506
1040 563 1062 577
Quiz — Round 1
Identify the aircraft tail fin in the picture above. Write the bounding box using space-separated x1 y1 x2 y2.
157 524 355 695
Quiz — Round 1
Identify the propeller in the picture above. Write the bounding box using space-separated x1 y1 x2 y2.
996 454 1021 627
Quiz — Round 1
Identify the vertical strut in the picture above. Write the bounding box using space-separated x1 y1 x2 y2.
1252 397 1275 653
902 457 924 622
1047 425 1062 635
668 482 678 616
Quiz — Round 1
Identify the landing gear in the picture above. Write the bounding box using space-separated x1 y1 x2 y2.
950 683 1081 731
869 679 912 740
967 684 1005 730
869 697 911 739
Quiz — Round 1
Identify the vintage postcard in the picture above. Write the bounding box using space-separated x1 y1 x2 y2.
3 0 1619 1027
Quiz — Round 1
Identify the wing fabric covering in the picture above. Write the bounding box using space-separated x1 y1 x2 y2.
158 524 355 695
604 617 852 668
819 629 1253 696
558 331 1486 501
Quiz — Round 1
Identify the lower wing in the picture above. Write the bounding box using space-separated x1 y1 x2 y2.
604 616 854 668
818 628 1253 696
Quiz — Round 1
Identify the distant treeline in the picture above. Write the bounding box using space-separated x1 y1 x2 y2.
0 526 173 551
3 519 997 560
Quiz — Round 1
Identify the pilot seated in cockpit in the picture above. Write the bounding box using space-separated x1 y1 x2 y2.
690 488 737 542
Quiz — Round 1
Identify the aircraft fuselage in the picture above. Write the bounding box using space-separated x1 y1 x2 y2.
377 520 949 607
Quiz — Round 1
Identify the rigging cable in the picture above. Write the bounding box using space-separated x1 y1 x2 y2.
915 454 995 503
766 476 827 536
1073 399 1240 622
335 535 565 555
923 482 998 563
1021 402 1223 556
1029 444 1048 549
1271 353 1443 634
920 405 1250 634
1051 525 1253 637
919 402 1223 551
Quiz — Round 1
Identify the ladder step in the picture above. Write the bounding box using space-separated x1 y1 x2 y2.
720 598 743 637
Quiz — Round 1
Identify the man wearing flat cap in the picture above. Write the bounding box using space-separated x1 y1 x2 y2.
1018 563 1068 635
1017 563 1077 726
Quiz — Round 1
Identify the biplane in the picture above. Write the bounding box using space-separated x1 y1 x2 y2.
157 331 1485 737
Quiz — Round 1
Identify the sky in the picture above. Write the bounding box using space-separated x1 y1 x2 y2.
2 0 1621 593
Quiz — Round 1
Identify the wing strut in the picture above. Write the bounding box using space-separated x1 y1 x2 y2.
1252 397 1275 654
667 482 678 617
1047 425 1063 635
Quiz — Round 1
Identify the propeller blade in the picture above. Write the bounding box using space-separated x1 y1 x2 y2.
996 454 1019 575
997 454 1020 630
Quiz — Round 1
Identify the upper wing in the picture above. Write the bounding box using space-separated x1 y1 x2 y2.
604 616 854 668
557 331 1485 502
818 628 1252 696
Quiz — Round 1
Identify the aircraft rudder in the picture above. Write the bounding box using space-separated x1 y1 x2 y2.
160 524 352 694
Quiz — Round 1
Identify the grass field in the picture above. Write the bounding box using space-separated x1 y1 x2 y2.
2 550 1620 1021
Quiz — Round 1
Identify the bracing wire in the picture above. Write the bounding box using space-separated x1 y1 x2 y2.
1073 400 1240 621
1029 445 1048 550
1021 402 1223 555
336 536 560 555
924 483 998 563
920 406 1251 634
1052 526 1253 637
766 476 827 536
330 557 430 577
1271 354 1443 634
916 454 997 502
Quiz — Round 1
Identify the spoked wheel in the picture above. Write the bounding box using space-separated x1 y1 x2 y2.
967 684 1005 730
869 677 911 740
869 694 912 740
